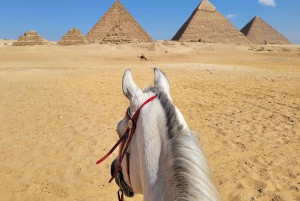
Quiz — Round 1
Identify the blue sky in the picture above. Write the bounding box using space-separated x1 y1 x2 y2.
0 0 299 44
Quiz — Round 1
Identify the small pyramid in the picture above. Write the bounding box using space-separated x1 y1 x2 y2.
13 31 49 46
240 16 291 45
172 0 249 44
86 1 153 43
57 28 89 46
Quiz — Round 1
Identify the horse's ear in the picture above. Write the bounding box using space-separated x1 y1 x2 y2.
122 69 142 100
154 68 170 94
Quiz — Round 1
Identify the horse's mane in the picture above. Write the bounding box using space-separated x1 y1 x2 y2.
143 86 220 201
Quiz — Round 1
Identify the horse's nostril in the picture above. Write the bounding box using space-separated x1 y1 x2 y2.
110 159 134 197
110 159 117 177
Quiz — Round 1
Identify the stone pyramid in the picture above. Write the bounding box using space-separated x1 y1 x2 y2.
13 31 49 46
172 0 249 44
240 16 291 45
57 28 89 46
86 1 153 43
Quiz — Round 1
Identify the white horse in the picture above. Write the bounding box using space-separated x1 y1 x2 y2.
97 68 220 201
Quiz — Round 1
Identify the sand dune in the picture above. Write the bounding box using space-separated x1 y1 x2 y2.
0 42 299 201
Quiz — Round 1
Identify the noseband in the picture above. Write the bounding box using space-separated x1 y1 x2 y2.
96 95 157 200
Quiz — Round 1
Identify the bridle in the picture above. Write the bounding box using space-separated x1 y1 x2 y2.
96 95 157 200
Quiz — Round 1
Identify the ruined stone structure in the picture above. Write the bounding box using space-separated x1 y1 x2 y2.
13 31 49 46
57 28 89 45
86 1 153 44
240 16 291 45
172 0 249 44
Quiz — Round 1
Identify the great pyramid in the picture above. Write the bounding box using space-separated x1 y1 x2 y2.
86 1 153 44
240 16 291 45
57 28 89 46
172 0 249 44
13 31 49 46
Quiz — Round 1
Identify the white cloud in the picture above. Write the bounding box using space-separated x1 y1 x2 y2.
258 0 276 7
226 14 237 19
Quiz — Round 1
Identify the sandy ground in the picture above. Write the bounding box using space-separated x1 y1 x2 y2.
0 42 300 201
0 39 16 46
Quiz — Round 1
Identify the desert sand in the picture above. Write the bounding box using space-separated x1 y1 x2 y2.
0 41 299 201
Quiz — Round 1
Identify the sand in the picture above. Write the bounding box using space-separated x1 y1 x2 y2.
0 42 299 201
0 39 17 47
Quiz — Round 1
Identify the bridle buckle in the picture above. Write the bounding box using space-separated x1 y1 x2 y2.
128 119 133 129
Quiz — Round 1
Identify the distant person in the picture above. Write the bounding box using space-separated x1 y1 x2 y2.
137 53 147 61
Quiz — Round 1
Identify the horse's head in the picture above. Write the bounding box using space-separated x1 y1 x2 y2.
110 68 170 198
104 68 220 200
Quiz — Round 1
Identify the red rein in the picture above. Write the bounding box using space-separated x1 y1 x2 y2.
96 95 157 186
